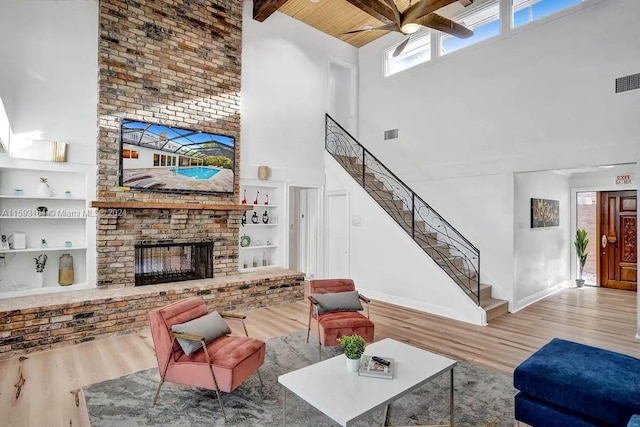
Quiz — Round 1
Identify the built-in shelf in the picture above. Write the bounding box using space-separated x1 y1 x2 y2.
0 245 87 254
91 201 253 211
239 265 278 273
0 282 94 299
240 245 278 250
242 223 278 227
244 204 278 208
0 216 85 219
0 195 86 201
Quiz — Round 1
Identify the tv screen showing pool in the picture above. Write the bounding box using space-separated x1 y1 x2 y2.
119 119 235 195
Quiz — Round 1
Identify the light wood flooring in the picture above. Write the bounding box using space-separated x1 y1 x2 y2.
0 286 638 426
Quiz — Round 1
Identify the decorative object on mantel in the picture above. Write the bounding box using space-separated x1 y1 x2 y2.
58 253 74 286
240 234 251 248
253 191 260 205
241 189 247 204
14 188 23 196
34 254 47 288
337 334 366 373
241 211 247 226
262 211 269 224
258 165 270 180
36 206 48 217
264 194 269 205
574 229 589 288
251 212 259 224
40 238 48 248
37 177 52 197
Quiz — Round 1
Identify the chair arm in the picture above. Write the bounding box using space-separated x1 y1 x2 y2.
220 312 247 320
172 332 206 342
308 295 320 305
358 294 371 304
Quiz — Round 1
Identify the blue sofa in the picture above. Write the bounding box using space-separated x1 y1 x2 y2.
514 338 640 427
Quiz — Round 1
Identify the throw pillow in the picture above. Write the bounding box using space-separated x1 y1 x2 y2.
171 311 231 356
311 291 363 314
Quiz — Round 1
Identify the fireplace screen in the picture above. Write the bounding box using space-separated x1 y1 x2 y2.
134 241 214 286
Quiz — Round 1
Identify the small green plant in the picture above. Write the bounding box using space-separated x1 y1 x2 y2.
574 229 589 280
337 334 366 360
41 238 47 245
34 254 48 273
39 177 48 184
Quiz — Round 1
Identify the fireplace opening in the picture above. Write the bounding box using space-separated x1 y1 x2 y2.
135 241 214 286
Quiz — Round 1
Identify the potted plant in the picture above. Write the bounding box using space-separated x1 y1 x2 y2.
337 334 366 373
37 177 52 197
34 254 48 287
40 238 48 248
574 228 589 288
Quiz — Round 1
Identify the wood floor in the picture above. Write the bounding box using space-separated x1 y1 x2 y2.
0 287 638 426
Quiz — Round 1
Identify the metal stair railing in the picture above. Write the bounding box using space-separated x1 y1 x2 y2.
325 114 481 305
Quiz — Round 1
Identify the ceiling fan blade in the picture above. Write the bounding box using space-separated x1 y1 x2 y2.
401 0 458 28
392 36 411 57
338 23 397 36
417 13 473 38
379 0 402 27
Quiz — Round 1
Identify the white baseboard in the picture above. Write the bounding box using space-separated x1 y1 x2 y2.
360 289 485 326
511 281 572 313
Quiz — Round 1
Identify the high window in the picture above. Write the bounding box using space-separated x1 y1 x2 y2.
384 30 431 77
513 0 583 28
441 0 500 56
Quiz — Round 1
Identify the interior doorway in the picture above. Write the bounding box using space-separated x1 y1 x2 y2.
288 186 320 279
325 191 350 278
599 191 637 291
328 58 357 136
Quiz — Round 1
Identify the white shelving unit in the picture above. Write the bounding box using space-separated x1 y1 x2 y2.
239 182 283 272
0 158 96 298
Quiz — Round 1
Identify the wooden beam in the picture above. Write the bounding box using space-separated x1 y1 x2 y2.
253 0 289 22
344 0 396 25
90 201 253 211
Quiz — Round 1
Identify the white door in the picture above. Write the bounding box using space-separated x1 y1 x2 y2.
326 192 350 278
328 59 357 137
289 186 320 279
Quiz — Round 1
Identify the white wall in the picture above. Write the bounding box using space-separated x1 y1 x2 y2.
241 1 358 186
513 171 571 310
0 0 98 164
325 153 485 325
357 0 640 314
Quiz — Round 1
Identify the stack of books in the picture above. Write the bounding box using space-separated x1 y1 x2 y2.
358 355 394 379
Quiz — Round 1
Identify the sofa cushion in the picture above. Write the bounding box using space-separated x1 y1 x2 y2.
514 338 640 426
515 392 603 427
629 415 640 427
311 291 363 314
171 311 231 356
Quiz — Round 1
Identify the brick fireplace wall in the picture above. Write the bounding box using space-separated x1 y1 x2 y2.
97 0 243 287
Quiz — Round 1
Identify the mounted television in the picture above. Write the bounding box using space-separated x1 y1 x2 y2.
119 119 235 195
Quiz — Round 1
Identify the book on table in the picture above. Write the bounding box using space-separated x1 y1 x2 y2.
358 355 394 379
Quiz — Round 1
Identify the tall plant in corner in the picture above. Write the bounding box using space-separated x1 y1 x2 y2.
574 229 589 288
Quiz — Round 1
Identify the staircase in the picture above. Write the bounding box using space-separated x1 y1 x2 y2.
325 115 508 322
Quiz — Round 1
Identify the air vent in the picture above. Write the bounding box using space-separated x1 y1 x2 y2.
615 73 640 94
384 129 398 140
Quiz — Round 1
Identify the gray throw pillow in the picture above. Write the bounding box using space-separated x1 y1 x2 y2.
311 291 363 314
171 311 231 356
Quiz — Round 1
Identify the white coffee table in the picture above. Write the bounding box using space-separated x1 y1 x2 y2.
278 338 457 426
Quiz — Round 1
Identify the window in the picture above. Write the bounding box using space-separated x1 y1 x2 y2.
513 0 583 28
441 0 500 55
122 149 139 159
153 154 159 166
160 154 166 166
384 30 431 77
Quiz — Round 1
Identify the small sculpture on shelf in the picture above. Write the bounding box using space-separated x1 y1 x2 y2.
241 189 247 204
262 211 269 224
64 191 72 198
251 212 259 224
40 238 48 248
253 191 260 205
241 210 247 226
37 177 52 197
264 194 269 205
14 189 24 196
0 235 8 250
36 206 48 217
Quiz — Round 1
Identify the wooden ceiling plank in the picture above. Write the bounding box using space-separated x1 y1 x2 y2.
343 0 396 25
254 0 290 22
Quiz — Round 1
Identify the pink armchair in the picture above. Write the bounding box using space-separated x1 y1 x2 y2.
148 297 265 421
306 279 375 358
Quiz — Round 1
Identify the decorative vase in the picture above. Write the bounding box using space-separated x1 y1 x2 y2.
262 211 269 224
576 279 585 288
37 182 52 197
346 356 361 373
58 253 74 286
35 272 44 288
251 212 259 224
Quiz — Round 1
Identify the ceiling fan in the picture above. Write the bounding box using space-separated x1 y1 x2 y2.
340 0 474 57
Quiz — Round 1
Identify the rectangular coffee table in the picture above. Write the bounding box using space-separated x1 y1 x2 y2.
278 338 457 426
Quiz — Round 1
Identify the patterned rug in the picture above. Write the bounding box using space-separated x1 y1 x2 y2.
84 330 515 426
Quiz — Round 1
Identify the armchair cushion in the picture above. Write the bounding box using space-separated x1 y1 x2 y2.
311 291 363 314
171 311 231 356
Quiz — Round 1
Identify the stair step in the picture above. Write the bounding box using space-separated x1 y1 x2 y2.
482 297 509 322
464 283 492 301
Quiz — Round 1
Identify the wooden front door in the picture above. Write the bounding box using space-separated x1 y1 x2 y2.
600 191 637 291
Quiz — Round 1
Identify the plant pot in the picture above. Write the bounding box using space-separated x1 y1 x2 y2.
35 272 44 288
576 279 585 288
37 183 52 197
345 356 361 373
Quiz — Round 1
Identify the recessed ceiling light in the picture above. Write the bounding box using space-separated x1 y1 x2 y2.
310 0 320 3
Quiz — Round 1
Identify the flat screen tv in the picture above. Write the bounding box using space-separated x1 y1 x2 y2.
119 119 235 195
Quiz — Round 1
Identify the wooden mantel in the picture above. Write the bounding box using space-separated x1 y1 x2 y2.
90 201 253 211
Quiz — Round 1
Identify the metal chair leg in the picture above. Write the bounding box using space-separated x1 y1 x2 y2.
154 338 176 405
257 368 264 387
306 306 312 343
202 338 227 422
153 379 164 406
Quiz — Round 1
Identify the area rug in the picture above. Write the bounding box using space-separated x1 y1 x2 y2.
84 331 515 426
